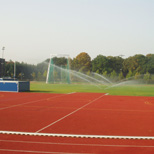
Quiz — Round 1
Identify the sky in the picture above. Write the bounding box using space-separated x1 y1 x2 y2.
0 0 154 64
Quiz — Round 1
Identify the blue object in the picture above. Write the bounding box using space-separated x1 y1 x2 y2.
0 81 30 92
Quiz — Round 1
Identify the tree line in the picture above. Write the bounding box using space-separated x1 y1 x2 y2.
4 52 154 83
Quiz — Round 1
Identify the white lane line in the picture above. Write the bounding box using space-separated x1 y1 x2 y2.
0 131 154 140
35 94 106 133
0 149 87 154
1 139 154 148
0 94 66 111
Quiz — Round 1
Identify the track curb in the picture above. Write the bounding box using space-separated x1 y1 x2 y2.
0 131 154 140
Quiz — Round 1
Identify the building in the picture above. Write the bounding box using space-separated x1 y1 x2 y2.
0 58 5 78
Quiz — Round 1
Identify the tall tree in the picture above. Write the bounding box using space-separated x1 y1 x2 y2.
107 56 124 74
123 54 147 76
92 55 108 73
145 54 154 74
144 72 151 84
71 52 91 72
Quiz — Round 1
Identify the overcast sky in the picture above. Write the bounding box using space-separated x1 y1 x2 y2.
0 0 154 64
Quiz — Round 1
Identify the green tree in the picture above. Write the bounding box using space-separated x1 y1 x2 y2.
37 61 48 74
144 72 150 84
103 71 108 77
18 72 24 80
37 72 42 81
52 57 68 66
31 72 36 80
151 74 154 83
71 52 91 72
123 54 146 76
107 56 124 74
5 60 14 77
110 70 117 81
86 70 91 76
43 70 47 80
119 71 124 80
92 55 109 73
145 54 154 74
126 70 133 79
134 72 141 80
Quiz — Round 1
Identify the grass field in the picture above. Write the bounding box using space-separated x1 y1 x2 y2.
30 82 154 96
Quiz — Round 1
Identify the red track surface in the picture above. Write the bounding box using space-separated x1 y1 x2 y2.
0 92 154 153
0 134 154 154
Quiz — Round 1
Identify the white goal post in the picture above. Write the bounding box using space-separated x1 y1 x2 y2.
46 54 70 84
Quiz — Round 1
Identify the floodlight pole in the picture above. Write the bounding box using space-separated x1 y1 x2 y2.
2 47 5 59
14 61 16 80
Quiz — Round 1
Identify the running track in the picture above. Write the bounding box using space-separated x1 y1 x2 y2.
0 92 154 153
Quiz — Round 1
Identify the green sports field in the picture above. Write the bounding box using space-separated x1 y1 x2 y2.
30 82 154 96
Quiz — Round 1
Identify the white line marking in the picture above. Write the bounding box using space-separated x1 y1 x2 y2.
36 94 106 133
0 149 87 154
0 94 66 110
0 131 154 140
1 139 154 148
